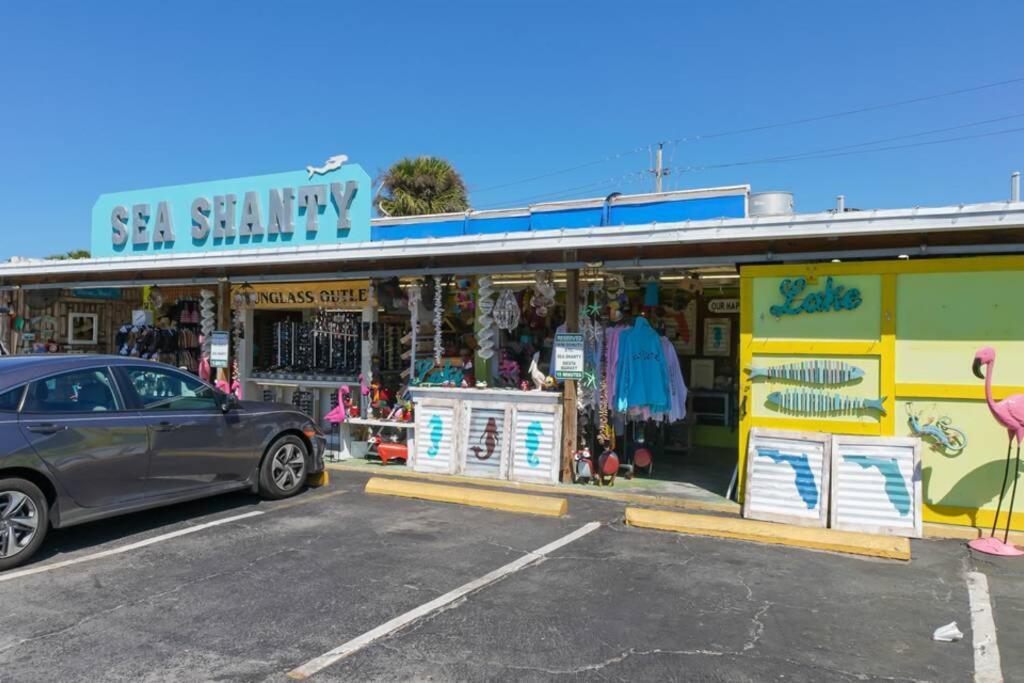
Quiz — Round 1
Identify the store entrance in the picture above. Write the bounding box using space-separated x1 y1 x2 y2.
570 268 740 502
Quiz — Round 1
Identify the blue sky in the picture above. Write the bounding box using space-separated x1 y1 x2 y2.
1 1 1021 257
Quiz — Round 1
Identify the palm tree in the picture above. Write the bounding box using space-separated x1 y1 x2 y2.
377 156 469 217
47 249 91 260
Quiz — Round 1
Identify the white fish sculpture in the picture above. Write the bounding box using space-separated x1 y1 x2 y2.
767 389 886 415
306 154 349 179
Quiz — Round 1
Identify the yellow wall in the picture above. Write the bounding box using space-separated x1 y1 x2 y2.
739 255 1024 531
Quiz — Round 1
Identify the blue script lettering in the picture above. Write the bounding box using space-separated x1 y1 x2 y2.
769 277 861 317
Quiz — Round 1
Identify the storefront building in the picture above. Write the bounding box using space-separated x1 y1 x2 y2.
2 158 1023 533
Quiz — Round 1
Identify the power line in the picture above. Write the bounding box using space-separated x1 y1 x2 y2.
476 170 649 209
667 76 1024 145
677 112 1024 172
469 75 1024 196
677 125 1024 175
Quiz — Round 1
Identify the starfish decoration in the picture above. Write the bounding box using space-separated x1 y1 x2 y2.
582 370 597 388
583 302 601 318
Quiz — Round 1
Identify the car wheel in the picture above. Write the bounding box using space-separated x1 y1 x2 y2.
259 435 309 500
0 478 48 571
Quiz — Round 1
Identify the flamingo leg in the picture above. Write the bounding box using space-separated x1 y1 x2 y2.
989 437 1014 538
1004 441 1023 543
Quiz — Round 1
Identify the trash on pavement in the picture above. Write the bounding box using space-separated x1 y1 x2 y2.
932 621 964 642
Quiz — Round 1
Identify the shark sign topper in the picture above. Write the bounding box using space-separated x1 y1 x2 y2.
91 155 370 258
307 154 348 179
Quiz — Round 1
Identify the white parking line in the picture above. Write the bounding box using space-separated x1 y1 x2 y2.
287 521 603 680
0 510 264 583
966 571 1003 683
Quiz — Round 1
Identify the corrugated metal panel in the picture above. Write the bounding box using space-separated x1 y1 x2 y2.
832 439 920 537
745 433 829 527
510 410 557 484
413 404 456 474
609 195 747 225
461 407 504 478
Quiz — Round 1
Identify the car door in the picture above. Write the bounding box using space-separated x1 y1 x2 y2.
18 366 149 508
115 365 253 497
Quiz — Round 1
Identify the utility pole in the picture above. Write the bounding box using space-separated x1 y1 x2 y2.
651 142 669 193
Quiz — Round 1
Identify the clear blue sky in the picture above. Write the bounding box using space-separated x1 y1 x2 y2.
1 1 1021 257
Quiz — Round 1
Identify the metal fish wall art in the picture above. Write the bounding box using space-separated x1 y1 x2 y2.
748 360 865 385
766 389 887 415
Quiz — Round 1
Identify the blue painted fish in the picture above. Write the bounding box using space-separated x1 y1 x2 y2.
748 360 864 385
766 389 886 415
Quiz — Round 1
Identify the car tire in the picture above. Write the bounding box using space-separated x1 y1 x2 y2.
259 435 309 500
0 478 49 571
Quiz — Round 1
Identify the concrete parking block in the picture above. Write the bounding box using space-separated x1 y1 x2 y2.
625 507 911 560
365 477 568 517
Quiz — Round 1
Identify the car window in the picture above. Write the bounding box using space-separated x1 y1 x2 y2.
24 368 121 413
125 366 218 411
0 386 23 412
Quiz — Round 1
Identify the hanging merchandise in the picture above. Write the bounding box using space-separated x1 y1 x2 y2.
147 285 165 310
406 282 422 381
493 288 521 331
454 278 474 316
432 278 444 366
198 289 216 381
614 317 671 414
606 274 626 323
476 276 496 360
531 271 556 317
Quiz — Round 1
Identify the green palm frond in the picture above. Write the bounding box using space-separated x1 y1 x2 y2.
378 156 469 217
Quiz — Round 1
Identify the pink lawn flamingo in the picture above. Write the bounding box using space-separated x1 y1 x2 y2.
970 347 1024 556
324 386 351 425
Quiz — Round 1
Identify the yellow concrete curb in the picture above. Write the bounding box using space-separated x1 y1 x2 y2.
307 471 330 487
365 477 568 517
330 462 737 515
625 508 911 561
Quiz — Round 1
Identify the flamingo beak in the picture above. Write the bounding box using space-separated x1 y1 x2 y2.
973 357 986 380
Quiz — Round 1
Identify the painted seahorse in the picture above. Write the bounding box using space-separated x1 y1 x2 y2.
470 418 499 460
427 414 443 458
844 455 911 516
756 448 818 509
525 421 543 467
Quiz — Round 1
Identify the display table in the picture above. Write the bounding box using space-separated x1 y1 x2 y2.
409 386 563 484
330 417 415 461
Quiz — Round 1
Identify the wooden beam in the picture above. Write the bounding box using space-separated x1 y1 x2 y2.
560 269 579 482
217 279 232 386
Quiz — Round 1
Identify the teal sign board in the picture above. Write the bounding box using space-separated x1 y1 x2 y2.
769 276 861 317
91 160 371 257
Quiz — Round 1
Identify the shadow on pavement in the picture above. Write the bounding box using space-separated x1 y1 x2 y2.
32 489 267 564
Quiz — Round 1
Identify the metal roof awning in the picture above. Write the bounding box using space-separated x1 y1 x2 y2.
2 201 1023 289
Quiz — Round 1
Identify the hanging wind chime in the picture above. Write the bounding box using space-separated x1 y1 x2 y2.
433 277 444 366
406 281 422 381
476 276 496 360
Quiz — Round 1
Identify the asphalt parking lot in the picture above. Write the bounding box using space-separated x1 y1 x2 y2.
0 469 1017 682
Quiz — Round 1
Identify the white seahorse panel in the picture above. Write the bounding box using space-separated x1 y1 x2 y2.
414 404 456 474
461 406 505 479
510 409 559 484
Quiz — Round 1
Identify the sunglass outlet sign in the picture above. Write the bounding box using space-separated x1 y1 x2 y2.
236 281 371 310
90 162 371 257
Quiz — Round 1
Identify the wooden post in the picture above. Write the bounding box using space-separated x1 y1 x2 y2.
560 269 579 482
217 278 232 386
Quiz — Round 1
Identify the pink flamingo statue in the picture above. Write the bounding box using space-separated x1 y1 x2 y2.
324 386 350 425
970 347 1024 556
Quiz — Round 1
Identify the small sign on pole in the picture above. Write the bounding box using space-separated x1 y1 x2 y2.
210 331 230 369
552 332 584 381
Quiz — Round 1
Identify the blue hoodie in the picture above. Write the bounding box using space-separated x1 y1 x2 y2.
614 317 671 413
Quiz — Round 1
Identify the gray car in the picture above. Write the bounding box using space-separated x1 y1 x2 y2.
0 355 326 569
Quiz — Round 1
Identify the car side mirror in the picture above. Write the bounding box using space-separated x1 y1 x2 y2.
220 392 240 413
